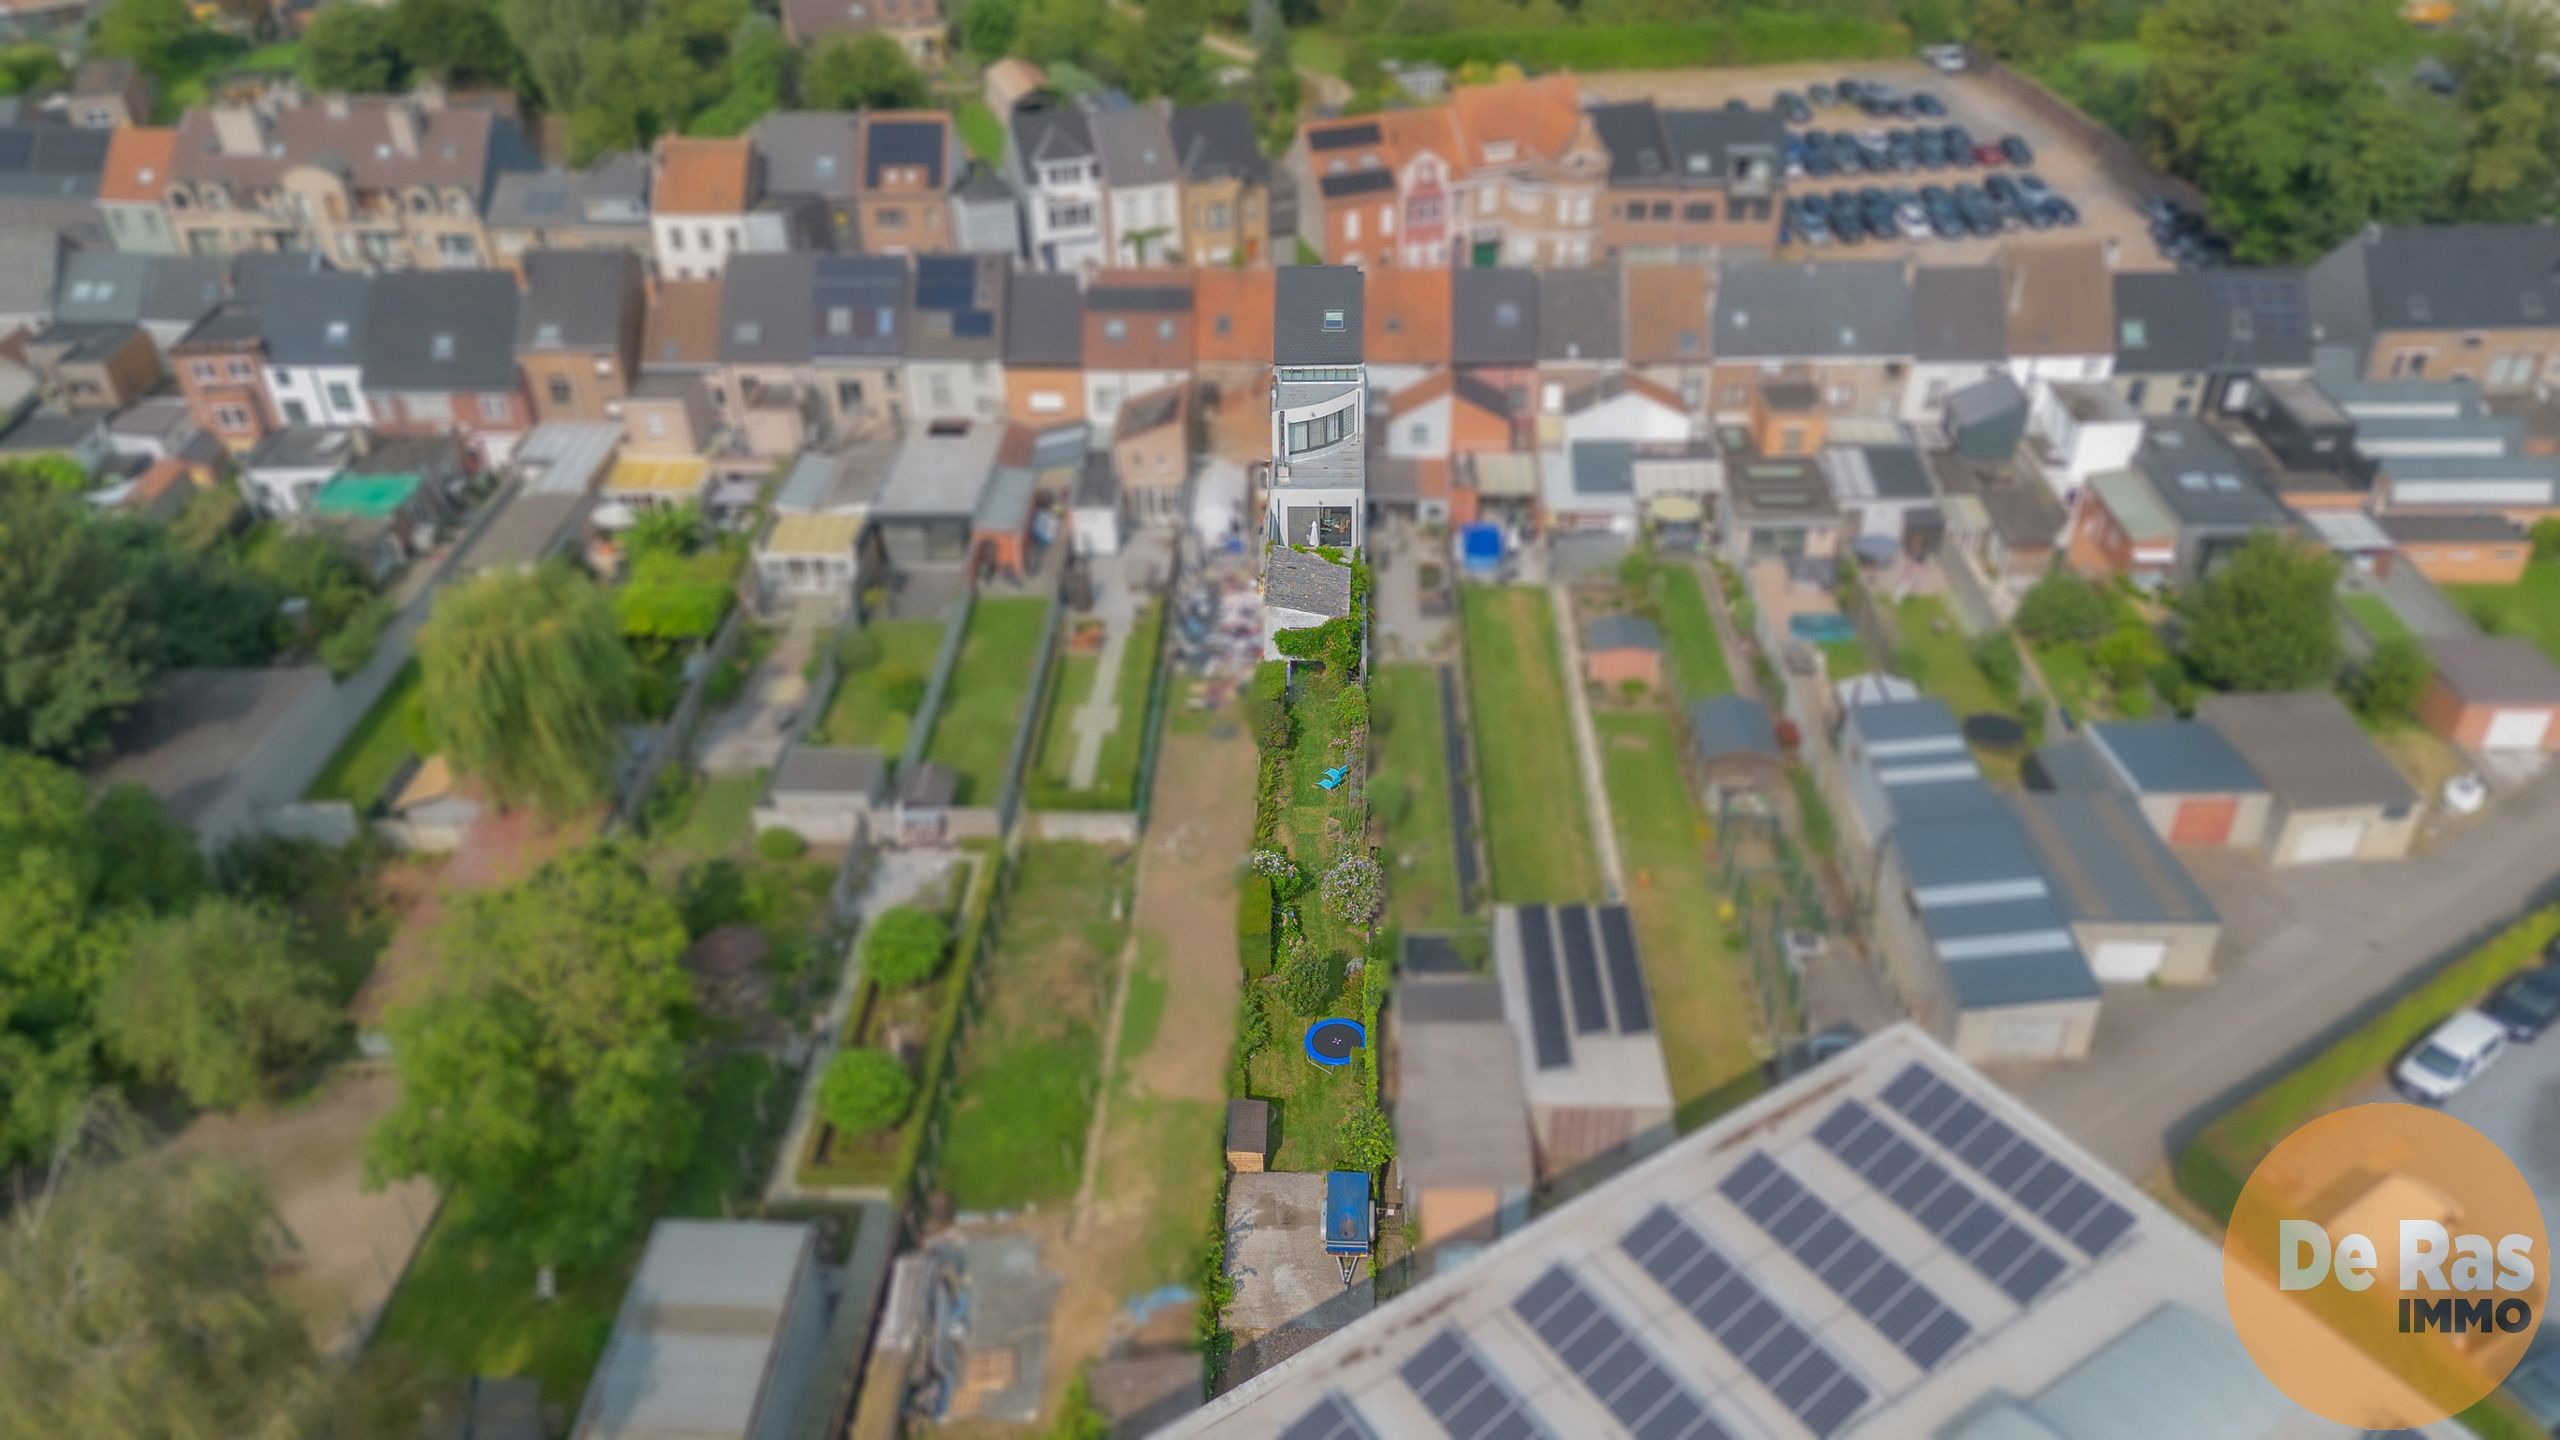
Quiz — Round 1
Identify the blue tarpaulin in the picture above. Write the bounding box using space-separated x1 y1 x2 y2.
1460 523 1503 571
1324 1171 1373 1256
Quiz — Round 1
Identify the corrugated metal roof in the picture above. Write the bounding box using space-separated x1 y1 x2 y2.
2088 721 2265 795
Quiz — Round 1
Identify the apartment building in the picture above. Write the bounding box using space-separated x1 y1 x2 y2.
1588 99 1785 263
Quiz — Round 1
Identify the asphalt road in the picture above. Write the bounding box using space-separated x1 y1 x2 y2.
1993 770 2560 1182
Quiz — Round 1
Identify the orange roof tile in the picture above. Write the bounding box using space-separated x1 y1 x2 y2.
1448 75 1582 171
1364 267 1450 366
653 135 756 215
1376 105 1462 172
1192 267 1273 364
97 125 176 204
1623 266 1713 367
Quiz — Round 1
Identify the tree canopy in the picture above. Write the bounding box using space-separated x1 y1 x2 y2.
419 562 635 820
817 1047 913 1137
101 898 341 1111
0 481 159 760
2175 533 2342 692
801 32 931 110
861 905 951 990
367 844 697 1270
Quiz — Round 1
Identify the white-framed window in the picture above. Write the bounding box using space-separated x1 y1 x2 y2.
1344 211 1360 242
212 403 251 431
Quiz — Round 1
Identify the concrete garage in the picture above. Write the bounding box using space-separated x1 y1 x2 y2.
2199 691 2421 864
1389 966 1533 1256
2009 788 2222 985
2419 635 2560 754
2086 719 2271 848
1491 903 1675 1180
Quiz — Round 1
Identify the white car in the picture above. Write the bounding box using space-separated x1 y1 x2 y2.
1924 43 1968 73
2394 1009 2508 1103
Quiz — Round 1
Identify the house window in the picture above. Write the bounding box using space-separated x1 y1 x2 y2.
213 403 250 431
1156 319 1174 341
438 234 475 262
1322 309 1345 332
1345 212 1360 242
547 375 573 406
1214 316 1232 337
189 361 218 385
1408 422 1426 445
2390 349 2431 378
1104 318 1128 341
669 227 687 250
483 394 512 424
225 358 253 382
326 381 357 412
877 207 905 228
281 399 309 425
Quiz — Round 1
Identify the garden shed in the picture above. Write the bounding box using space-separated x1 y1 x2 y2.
1225 1098 1269 1173
1583 613 1664 693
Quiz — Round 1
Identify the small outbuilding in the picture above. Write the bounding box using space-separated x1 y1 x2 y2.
2085 720 2271 848
1683 693 1784 789
1225 1098 1269 1173
2419 635 2560 753
2009 788 2221 985
1491 903 1674 1181
2200 691 2421 863
1391 970 1532 1249
1583 613 1664 693
1070 453 1121 558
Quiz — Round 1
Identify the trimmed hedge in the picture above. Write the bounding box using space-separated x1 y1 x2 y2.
1375 14 1906 72
1239 875 1274 980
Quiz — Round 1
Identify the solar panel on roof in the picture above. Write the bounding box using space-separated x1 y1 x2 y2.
1593 906 1651 1033
1310 122 1383 151
1556 905 1608 1034
1876 1064 2136 1257
1399 1327 1551 1440
1516 907 1571 1070
1812 1101 2068 1305
1514 1266 1731 1440
1620 1206 1871 1439
952 312 995 340
1719 1152 1972 1369
1278 1392 1371 1440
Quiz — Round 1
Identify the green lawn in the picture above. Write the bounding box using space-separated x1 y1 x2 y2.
1594 711 1762 1119
923 598 1050 804
1288 25 1351 76
1656 566 1735 699
2449 562 2560 667
1892 596 2017 719
818 619 946 752
935 842 1130 1212
371 1053 795 1413
1030 601 1163 810
652 773 763 864
305 661 424 809
1372 664 1465 931
1460 587 1601 904
1818 637 1868 679
2342 592 2413 645
956 98 1005 165
2032 638 2101 719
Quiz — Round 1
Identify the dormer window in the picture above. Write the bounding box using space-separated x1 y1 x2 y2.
324 320 350 345
1494 303 1519 328
1482 140 1516 164
1322 309 1345 332
430 333 455 360
826 306 853 336
535 322 562 345
735 320 762 344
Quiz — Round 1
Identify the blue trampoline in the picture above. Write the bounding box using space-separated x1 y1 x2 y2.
1460 523 1503 572
1305 1018 1366 1067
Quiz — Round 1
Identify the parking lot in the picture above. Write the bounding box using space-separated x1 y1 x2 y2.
1582 59 2179 270
2365 986 2560 1200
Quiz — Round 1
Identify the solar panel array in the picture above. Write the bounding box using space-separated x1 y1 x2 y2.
1399 1327 1551 1440
1597 906 1653 1034
1310 121 1384 151
1513 1264 1733 1440
1516 905 1572 1070
1718 1152 1973 1369
1621 1205 1871 1439
1811 1102 2068 1305
1877 1063 2136 1259
1277 1392 1371 1440
1559 904 1609 1034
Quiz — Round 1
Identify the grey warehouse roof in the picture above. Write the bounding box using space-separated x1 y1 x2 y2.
2009 789 2218 929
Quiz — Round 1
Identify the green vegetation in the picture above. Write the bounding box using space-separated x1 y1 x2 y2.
2342 592 2414 645
1593 711 1761 1115
957 97 1006 164
1893 597 2021 720
1371 13 1905 72
935 842 1130 1211
2016 575 2164 722
1371 664 1465 931
2179 907 2560 1222
1459 586 1601 903
651 773 762 863
923 598 1050 804
1031 601 1164 811
306 662 429 809
1818 637 1868 679
2029 38 2146 138
818 618 946 752
1655 566 1735 699
2451 562 2560 668
420 564 635 821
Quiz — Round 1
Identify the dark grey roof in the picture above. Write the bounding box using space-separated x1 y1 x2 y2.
52 252 225 329
2010 790 2218 927
0 409 101 454
1660 106 1784 183
1452 371 1510 420
234 254 369 366
1891 806 2099 1009
1005 272 1082 365
1075 450 1117 506
753 112 861 199
34 320 138 363
1945 372 2026 427
812 255 907 360
1590 101 1668 184
1169 102 1265 184
718 253 904 364
901 759 960 808
2377 511 2524 544
2090 720 2266 795
1398 971 1504 1026
2026 738 2117 794
1086 280 1190 313
0 221 63 317
1911 266 2006 363
1687 693 1779 760
2113 268 2313 376
247 425 365 470
954 159 1013 201
1586 612 1660 653
1726 454 1836 522
1569 440 1636 498
1265 546 1353 617
2199 692 2415 811
1716 259 1912 359
1274 265 1362 367
2321 224 2560 337
907 252 1005 360
1538 268 1622 362
1867 445 1932 499
0 123 108 202
1451 269 1537 365
1012 103 1094 166
361 271 519 392
866 115 949 190
2129 419 2285 528
1089 106 1177 188
515 250 638 351
1115 382 1183 438
773 745 888 797
486 151 650 229
2420 635 2560 706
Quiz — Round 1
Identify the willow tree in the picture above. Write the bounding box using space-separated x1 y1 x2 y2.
418 562 634 821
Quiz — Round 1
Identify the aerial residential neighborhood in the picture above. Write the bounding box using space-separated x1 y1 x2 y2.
7 0 2560 1435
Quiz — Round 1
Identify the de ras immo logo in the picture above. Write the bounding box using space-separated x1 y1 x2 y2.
2224 1104 2550 1429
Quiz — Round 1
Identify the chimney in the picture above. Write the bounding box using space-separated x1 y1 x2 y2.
2102 235 2121 270
385 101 420 159
209 105 265 159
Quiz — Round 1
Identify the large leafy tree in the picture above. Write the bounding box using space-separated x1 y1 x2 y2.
501 0 645 109
388 0 521 87
91 0 198 73
2443 0 2560 220
367 845 698 1270
302 3 408 92
0 1154 341 1438
2136 0 2296 173
0 482 159 760
2176 532 2342 692
802 32 931 109
101 899 341 1111
418 562 635 820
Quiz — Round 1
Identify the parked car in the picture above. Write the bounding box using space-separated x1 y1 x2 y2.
2001 134 2034 166
1809 84 1837 108
1912 92 1947 117
1923 43 1968 73
2485 967 2560 1040
2044 199 2081 227
2393 1009 2509 1102
1777 90 1811 124
1972 140 2007 166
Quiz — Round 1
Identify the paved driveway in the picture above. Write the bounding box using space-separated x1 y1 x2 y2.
1994 771 2560 1181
